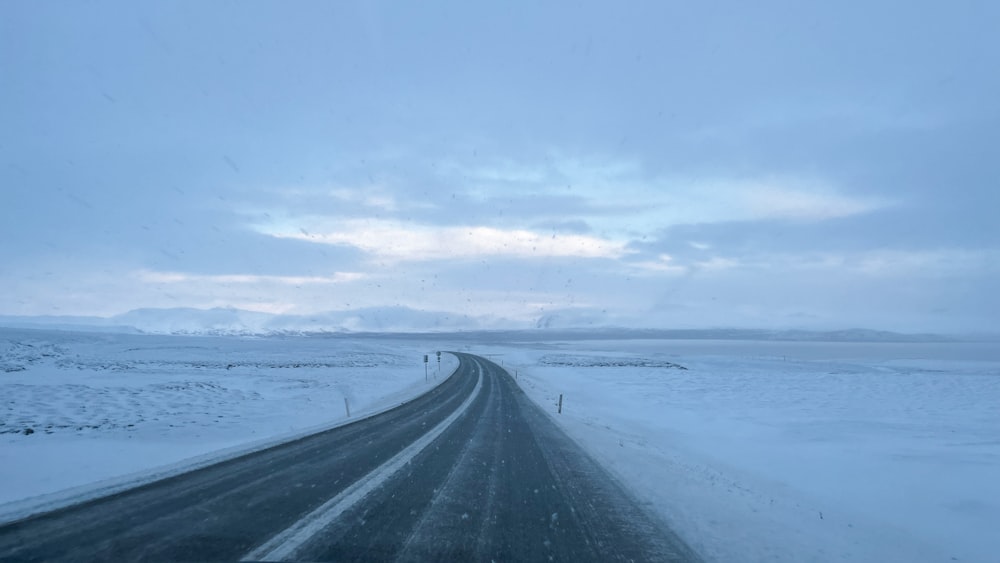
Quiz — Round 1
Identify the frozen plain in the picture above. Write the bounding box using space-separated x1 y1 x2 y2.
3 328 999 562
0 328 456 522
488 339 1000 562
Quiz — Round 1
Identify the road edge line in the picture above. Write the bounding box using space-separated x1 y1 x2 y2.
243 360 485 562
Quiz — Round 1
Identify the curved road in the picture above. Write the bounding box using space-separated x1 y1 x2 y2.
0 353 698 562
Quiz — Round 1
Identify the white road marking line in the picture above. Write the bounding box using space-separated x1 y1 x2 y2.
242 362 484 562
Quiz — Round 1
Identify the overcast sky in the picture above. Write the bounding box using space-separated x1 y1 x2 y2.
2 1 998 332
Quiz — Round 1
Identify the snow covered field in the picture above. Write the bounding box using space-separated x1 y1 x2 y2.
0 328 455 521
491 339 1000 562
3 328 998 562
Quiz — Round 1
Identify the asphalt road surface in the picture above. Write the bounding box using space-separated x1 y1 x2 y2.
0 353 698 562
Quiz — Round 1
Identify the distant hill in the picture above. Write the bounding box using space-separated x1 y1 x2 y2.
396 327 956 343
0 306 510 336
0 307 973 342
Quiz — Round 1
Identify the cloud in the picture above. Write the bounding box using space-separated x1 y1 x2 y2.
2 1 996 332
629 254 688 275
263 185 411 213
236 153 887 253
812 249 994 278
135 270 367 285
629 254 740 276
658 177 893 227
256 219 629 262
740 184 888 221
328 188 399 211
433 154 889 230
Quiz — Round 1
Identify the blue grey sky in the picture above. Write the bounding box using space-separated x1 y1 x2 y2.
2 1 998 332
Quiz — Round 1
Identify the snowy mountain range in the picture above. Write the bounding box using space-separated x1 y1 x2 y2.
0 306 980 342
0 307 504 336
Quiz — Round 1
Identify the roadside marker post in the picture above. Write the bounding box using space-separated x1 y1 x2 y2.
424 354 428 382
344 397 350 418
558 394 563 414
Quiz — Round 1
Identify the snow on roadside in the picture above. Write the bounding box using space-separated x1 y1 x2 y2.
0 328 457 522
494 339 1000 563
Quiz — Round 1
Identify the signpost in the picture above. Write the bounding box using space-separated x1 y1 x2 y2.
423 354 428 382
